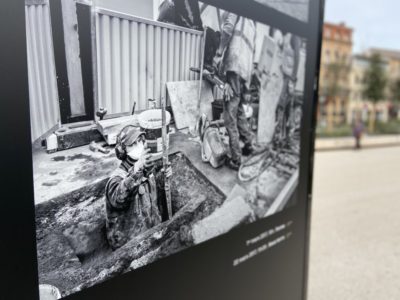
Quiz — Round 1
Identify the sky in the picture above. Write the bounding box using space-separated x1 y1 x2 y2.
324 0 400 53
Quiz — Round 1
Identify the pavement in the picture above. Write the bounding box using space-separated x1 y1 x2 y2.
308 146 400 300
315 134 400 151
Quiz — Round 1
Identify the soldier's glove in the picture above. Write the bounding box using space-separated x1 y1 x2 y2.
162 164 173 179
127 165 144 181
223 83 234 102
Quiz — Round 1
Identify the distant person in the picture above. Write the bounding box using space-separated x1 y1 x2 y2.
352 118 364 149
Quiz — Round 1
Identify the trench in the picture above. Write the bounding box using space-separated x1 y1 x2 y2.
35 152 225 296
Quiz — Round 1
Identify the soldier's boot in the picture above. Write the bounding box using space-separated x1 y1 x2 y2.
226 158 241 171
242 143 255 156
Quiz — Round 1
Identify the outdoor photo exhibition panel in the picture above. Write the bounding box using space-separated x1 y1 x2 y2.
1 0 324 299
253 0 310 23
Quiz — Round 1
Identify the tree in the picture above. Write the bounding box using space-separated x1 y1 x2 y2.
322 58 349 131
363 53 387 132
390 78 400 119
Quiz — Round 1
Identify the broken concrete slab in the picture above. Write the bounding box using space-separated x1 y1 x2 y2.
257 168 288 201
191 192 253 244
257 42 284 144
265 169 298 217
96 115 139 145
46 122 103 152
37 154 226 296
167 80 214 130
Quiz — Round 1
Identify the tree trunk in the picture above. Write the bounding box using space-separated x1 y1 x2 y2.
368 103 376 133
326 97 334 133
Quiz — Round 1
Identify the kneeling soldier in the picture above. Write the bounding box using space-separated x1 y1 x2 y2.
105 125 172 250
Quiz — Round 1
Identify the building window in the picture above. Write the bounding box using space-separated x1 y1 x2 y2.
325 50 330 63
325 28 330 38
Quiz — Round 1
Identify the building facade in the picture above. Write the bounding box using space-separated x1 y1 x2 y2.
348 54 390 124
318 22 353 129
367 48 400 119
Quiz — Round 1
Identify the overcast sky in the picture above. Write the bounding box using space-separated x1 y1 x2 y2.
324 0 400 53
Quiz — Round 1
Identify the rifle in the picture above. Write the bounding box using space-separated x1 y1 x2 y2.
190 67 225 90
161 97 172 220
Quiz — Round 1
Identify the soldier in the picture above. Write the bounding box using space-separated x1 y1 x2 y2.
105 126 172 250
277 33 301 141
214 12 257 170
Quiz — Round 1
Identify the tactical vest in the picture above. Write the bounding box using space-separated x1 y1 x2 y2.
222 17 256 86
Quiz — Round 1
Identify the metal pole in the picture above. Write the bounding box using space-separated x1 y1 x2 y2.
161 97 172 219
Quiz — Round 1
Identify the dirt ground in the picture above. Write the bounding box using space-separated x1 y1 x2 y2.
35 153 225 296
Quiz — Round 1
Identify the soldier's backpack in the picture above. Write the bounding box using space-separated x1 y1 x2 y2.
198 114 227 168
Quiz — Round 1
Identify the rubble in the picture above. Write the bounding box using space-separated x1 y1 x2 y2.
36 153 225 296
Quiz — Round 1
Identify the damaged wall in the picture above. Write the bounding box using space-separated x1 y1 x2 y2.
95 9 203 114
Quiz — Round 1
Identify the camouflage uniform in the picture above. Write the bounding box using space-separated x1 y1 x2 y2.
223 72 254 163
219 13 256 163
105 160 163 250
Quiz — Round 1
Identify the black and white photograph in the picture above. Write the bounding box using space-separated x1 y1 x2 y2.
253 0 310 22
26 0 306 298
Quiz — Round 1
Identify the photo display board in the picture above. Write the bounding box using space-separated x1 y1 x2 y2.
1 0 324 299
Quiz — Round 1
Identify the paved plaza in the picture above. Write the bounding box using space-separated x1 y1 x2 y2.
308 146 400 300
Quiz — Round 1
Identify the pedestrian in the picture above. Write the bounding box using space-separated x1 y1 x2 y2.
352 118 364 150
214 12 257 170
105 126 172 250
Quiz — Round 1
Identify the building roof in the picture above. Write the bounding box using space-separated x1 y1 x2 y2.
368 48 400 60
323 22 353 44
324 22 353 33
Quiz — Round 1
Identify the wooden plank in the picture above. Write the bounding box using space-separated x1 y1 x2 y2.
76 2 95 120
256 36 276 74
191 185 252 244
61 0 86 116
295 48 306 94
257 38 284 144
96 115 139 145
166 80 214 130
49 0 71 124
55 123 103 150
92 5 99 116
264 170 299 217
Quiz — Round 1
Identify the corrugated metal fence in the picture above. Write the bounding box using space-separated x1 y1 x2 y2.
95 8 204 115
25 1 60 141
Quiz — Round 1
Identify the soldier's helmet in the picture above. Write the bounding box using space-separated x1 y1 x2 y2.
115 125 145 160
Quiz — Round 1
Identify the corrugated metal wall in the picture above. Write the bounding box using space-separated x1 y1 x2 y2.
25 2 60 141
95 9 204 115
